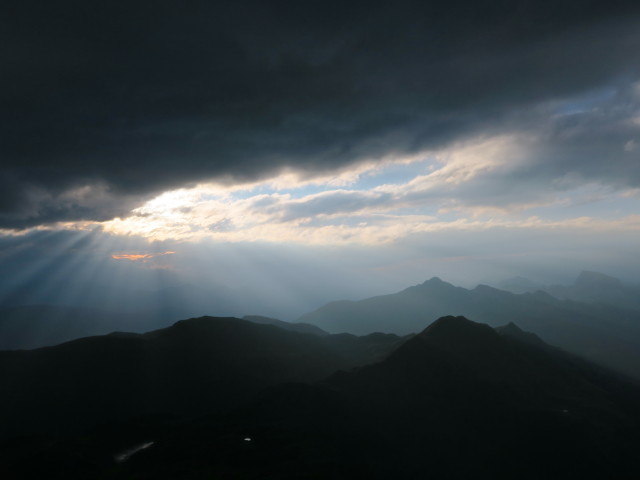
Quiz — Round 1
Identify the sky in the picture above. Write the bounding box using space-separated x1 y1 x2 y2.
1 1 640 320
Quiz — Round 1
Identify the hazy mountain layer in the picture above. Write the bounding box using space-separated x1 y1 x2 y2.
546 271 640 311
499 270 640 311
299 277 640 378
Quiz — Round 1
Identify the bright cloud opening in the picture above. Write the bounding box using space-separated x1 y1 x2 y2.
98 133 640 245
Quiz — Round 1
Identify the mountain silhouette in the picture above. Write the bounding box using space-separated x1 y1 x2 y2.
0 309 329 352
0 316 403 438
337 315 634 412
323 316 640 478
22 316 634 479
299 277 640 378
219 316 640 479
2 316 640 479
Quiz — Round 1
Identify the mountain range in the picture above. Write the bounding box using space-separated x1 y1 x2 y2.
1 315 639 479
498 270 640 311
0 308 328 351
0 316 402 438
299 276 640 378
4 272 640 382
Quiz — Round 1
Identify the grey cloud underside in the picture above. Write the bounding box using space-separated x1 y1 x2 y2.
2 0 640 227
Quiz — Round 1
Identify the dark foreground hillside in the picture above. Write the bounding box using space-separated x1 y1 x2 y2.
1 316 639 479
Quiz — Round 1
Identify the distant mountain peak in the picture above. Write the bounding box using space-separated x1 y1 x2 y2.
413 277 455 291
422 276 444 284
397 277 459 299
575 270 622 288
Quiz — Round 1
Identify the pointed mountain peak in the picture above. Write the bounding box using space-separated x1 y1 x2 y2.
400 277 458 298
384 316 503 369
423 276 444 284
495 321 548 348
496 321 524 335
415 277 456 290
420 315 496 340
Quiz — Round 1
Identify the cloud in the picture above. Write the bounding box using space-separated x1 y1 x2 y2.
2 1 640 227
96 134 640 246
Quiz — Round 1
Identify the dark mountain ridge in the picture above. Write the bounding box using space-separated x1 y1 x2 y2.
102 316 640 479
242 315 328 336
2 315 640 479
346 315 636 413
0 307 331 351
227 316 640 479
0 316 402 438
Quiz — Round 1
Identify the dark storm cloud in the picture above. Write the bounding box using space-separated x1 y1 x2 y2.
2 0 640 227
534 85 640 186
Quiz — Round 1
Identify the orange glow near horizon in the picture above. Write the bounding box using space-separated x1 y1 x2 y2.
111 251 176 262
